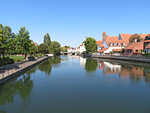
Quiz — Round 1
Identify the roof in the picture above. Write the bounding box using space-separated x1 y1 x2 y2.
97 48 108 53
113 49 122 52
34 42 38 46
124 41 143 50
80 43 83 46
146 43 150 49
96 40 103 45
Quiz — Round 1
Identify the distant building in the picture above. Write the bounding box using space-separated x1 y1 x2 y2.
79 42 86 54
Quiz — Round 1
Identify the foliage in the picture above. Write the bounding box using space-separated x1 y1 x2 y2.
143 53 150 57
60 47 67 52
0 57 14 66
44 33 51 46
85 59 98 73
16 27 32 55
129 34 142 43
0 25 14 58
28 56 35 61
38 43 49 54
29 43 38 55
49 41 61 55
9 55 25 62
84 37 97 54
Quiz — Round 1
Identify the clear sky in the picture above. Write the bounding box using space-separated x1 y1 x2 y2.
0 0 150 47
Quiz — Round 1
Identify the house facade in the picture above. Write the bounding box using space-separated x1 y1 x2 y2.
97 32 131 55
97 32 150 56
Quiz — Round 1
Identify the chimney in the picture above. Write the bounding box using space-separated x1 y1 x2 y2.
103 32 107 41
135 38 137 43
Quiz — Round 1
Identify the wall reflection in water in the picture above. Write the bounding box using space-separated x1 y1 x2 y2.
74 56 150 83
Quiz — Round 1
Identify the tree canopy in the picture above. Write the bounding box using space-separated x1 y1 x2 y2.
49 41 61 55
44 33 51 46
129 34 142 43
84 37 97 54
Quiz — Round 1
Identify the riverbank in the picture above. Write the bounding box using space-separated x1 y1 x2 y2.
80 54 150 63
0 56 49 84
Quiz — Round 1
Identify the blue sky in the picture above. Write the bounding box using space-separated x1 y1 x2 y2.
0 0 150 47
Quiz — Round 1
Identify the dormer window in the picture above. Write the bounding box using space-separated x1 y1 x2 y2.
110 43 113 46
122 43 125 46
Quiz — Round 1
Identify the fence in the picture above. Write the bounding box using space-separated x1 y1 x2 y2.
0 56 47 80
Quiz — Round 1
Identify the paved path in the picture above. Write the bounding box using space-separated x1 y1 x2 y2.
0 56 48 80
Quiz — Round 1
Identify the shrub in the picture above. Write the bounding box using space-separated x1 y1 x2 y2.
28 56 36 61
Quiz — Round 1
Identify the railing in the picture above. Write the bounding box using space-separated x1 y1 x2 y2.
0 56 47 80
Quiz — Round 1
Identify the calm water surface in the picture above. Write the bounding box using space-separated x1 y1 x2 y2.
0 56 150 113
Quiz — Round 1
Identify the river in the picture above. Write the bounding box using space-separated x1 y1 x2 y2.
0 56 150 113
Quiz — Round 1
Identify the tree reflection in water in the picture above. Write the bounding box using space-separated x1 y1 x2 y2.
38 57 61 76
85 58 98 73
0 70 34 106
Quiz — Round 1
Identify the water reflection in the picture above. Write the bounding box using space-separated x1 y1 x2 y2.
0 70 34 106
85 59 98 73
38 57 61 76
98 60 150 84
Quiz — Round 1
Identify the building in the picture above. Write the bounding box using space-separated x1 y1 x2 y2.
98 32 150 56
124 34 150 55
101 32 131 55
79 41 86 54
124 41 144 56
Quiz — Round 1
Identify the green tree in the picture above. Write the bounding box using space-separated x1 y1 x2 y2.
38 43 49 54
129 34 142 43
84 37 97 54
29 42 38 55
16 27 32 56
49 41 61 55
0 25 13 58
44 33 51 46
60 47 67 52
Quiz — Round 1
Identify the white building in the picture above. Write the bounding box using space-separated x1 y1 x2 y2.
79 43 86 54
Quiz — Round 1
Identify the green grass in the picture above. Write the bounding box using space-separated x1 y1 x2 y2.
9 55 25 62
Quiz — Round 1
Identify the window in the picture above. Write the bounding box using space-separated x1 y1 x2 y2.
122 43 125 46
110 43 113 46
118 43 120 46
136 50 138 53
114 43 116 46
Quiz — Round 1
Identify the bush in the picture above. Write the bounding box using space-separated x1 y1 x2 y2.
28 56 36 61
0 57 15 66
143 53 150 57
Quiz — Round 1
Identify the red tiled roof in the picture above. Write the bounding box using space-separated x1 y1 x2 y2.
113 49 122 52
80 43 83 46
34 42 38 46
146 43 150 49
98 48 108 53
124 41 143 50
139 34 148 39
96 40 103 46
100 44 104 48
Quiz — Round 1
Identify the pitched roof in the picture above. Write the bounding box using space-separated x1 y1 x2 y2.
113 49 122 52
96 40 103 46
146 43 150 49
97 48 108 53
34 42 38 46
124 41 143 50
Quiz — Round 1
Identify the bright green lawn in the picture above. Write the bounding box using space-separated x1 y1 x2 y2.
9 55 25 62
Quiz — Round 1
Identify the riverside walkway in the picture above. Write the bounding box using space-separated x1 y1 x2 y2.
0 56 49 84
92 55 150 63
